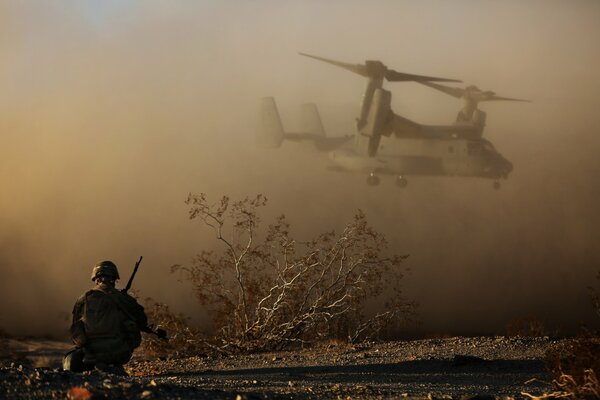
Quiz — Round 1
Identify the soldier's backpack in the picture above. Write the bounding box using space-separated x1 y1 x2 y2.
81 288 141 364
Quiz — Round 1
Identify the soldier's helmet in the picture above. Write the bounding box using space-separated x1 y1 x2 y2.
91 260 120 281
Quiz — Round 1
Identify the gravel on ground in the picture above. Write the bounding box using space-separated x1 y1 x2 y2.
0 336 560 399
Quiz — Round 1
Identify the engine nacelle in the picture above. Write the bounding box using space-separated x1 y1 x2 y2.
473 109 487 137
355 88 392 156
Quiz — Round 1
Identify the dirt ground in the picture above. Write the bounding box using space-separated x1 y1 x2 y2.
0 336 558 399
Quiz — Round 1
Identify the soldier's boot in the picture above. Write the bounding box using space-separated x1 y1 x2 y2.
95 362 128 376
63 348 94 373
82 350 97 366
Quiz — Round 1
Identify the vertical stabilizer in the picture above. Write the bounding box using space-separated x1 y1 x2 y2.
300 103 325 137
256 97 284 148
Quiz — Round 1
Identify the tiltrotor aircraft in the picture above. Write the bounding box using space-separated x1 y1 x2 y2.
257 53 528 188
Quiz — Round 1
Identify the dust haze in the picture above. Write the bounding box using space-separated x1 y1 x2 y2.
1 1 599 337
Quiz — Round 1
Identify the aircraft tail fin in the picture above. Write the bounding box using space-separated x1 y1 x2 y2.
300 103 325 137
256 97 284 148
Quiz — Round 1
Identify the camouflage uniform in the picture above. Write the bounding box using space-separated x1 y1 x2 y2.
64 261 148 373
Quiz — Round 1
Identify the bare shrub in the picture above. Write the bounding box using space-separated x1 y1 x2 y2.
545 332 600 382
590 271 600 320
137 298 206 359
506 315 547 337
172 193 415 352
0 332 8 360
523 369 600 400
536 271 600 399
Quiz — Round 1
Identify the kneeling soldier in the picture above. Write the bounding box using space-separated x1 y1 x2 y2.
63 260 148 375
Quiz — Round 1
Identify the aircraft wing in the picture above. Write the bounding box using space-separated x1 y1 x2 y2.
390 113 423 137
390 114 482 139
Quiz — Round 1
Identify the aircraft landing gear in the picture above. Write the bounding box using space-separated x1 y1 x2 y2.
493 180 501 190
367 173 380 186
396 176 408 188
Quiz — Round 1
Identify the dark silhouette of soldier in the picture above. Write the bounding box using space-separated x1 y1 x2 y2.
63 261 148 375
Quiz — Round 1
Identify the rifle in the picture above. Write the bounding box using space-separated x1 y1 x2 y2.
143 325 168 341
122 256 169 342
122 256 143 294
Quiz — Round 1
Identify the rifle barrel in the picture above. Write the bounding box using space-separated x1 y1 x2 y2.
123 256 143 293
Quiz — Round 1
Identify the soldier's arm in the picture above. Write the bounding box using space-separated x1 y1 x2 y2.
120 292 149 329
136 304 149 330
119 294 167 340
70 297 84 326
70 295 87 346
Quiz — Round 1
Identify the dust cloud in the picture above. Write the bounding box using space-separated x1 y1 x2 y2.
1 1 599 337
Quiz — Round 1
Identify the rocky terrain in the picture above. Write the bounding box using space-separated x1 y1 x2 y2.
0 336 559 399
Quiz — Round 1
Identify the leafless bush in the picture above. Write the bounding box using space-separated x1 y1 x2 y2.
137 298 206 359
590 271 600 320
537 271 600 399
524 369 600 400
506 316 547 337
545 333 600 382
172 193 415 352
0 333 7 360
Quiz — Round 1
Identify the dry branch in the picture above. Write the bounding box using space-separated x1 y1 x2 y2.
173 194 415 351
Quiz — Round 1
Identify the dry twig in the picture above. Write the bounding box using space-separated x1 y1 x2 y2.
173 193 415 351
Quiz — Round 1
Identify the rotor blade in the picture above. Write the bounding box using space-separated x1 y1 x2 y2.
385 69 461 83
419 80 531 103
417 81 465 98
481 95 531 102
299 52 368 77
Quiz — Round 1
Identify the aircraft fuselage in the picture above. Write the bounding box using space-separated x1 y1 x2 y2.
328 135 512 180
